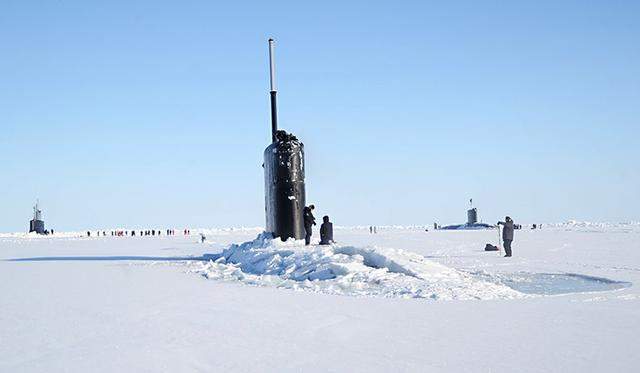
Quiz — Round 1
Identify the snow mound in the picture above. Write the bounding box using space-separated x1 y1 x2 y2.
192 233 526 300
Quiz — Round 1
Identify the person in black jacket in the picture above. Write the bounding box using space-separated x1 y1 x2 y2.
497 216 515 257
319 215 334 245
303 204 316 245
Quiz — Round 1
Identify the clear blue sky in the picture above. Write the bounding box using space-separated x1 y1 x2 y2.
1 0 639 231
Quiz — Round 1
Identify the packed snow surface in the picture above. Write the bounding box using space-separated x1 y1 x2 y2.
194 233 525 300
1 223 639 372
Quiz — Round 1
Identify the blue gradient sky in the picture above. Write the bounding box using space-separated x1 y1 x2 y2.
1 0 639 231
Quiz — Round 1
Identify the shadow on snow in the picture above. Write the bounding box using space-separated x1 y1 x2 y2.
6 254 222 262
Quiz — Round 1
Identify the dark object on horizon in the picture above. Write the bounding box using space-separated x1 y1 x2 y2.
440 199 495 230
28 201 45 234
303 205 316 245
320 215 333 245
263 38 307 241
484 243 499 251
467 208 478 225
466 198 478 224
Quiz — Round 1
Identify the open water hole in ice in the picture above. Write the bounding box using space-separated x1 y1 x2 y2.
474 272 631 295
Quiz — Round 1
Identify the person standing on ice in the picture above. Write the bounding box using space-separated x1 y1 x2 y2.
303 204 316 245
497 216 515 257
319 215 334 245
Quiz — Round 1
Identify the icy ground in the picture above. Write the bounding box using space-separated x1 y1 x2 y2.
1 225 639 372
193 233 525 300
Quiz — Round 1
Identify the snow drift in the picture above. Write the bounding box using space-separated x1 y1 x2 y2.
192 233 526 300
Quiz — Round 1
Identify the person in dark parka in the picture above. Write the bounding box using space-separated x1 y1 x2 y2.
303 204 316 245
319 215 334 245
497 216 515 257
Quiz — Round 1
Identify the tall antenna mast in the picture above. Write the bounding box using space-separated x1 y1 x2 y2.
268 38 278 142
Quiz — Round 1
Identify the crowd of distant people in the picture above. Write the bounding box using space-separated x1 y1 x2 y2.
86 229 191 237
55 211 547 260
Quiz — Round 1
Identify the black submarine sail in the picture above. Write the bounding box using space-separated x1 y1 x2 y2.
29 200 45 234
263 38 306 241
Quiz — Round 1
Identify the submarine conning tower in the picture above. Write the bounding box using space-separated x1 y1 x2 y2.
467 208 478 225
263 38 307 241
29 201 45 234
467 198 478 225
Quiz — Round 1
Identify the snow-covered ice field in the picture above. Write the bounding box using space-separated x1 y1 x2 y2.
1 223 639 372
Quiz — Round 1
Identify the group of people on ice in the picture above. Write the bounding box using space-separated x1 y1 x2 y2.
87 228 190 237
303 204 333 246
301 204 518 257
82 206 517 258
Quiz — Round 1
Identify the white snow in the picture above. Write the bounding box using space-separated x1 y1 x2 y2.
544 220 640 232
193 233 525 300
1 224 639 372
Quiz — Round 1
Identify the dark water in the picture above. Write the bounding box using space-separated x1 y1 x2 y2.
475 272 631 295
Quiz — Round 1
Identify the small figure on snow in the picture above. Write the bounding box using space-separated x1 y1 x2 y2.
497 216 515 257
303 204 316 245
319 215 334 245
